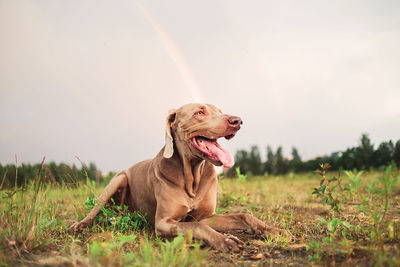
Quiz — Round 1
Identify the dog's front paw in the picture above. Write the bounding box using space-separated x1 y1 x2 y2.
212 234 244 253
69 219 91 233
240 214 294 241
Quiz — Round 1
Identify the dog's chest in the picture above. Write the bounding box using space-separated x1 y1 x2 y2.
182 193 215 222
187 198 195 212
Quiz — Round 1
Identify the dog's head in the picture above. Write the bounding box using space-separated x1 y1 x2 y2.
163 103 242 168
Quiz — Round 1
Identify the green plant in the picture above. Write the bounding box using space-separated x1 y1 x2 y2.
262 232 291 249
88 234 137 266
84 195 149 233
235 167 247 183
357 166 398 255
0 158 58 253
343 170 363 202
306 239 322 261
158 232 205 267
312 163 343 213
129 233 206 267
311 165 399 265
317 217 353 244
280 210 294 229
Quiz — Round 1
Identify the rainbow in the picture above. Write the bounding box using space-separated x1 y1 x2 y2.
135 1 206 103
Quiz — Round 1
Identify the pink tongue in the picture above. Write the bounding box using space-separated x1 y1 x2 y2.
203 140 235 168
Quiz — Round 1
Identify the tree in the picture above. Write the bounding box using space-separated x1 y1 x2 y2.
373 141 394 168
248 146 263 175
354 133 374 170
232 146 263 175
393 140 400 167
275 146 289 175
291 147 301 162
338 147 357 170
289 147 302 172
234 149 250 174
264 145 275 175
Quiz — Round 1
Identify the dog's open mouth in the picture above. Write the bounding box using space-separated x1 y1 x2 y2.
190 135 235 168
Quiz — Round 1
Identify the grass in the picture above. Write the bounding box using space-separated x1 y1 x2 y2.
0 167 399 266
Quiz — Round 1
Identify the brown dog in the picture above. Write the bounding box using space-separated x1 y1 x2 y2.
70 103 285 252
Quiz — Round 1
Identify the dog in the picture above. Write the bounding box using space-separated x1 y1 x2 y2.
70 103 286 252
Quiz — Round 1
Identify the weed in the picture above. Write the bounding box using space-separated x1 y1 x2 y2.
117 233 207 267
87 233 137 266
311 165 400 265
356 166 399 261
0 158 57 254
84 194 149 233
306 239 322 261
312 163 343 213
263 232 291 250
235 167 247 183
158 232 206 267
342 170 363 202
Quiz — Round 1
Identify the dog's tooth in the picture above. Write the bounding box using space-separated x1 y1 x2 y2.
201 142 208 150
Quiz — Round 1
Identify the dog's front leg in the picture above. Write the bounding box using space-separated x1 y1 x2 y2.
69 172 128 232
200 213 292 239
155 218 244 252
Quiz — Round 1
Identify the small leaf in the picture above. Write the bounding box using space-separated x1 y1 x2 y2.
321 185 327 194
322 237 331 242
119 235 136 245
342 221 351 228
370 230 376 240
327 221 334 232
331 218 339 227
89 242 103 257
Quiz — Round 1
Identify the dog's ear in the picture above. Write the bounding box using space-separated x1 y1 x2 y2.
163 109 176 158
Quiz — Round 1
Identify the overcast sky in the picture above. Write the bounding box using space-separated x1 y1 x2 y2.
1 0 399 173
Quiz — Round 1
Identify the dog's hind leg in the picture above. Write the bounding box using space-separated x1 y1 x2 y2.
200 213 293 240
69 172 128 232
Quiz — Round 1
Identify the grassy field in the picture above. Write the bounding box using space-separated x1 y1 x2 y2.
0 166 399 266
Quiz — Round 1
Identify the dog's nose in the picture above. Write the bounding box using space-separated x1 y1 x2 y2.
227 116 243 127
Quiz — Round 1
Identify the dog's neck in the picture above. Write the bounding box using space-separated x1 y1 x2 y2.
182 156 205 197
173 141 205 197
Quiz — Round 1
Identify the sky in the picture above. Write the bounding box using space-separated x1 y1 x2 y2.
1 0 399 173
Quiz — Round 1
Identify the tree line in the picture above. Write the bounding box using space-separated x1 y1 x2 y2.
227 134 400 176
0 160 114 189
1 134 399 187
